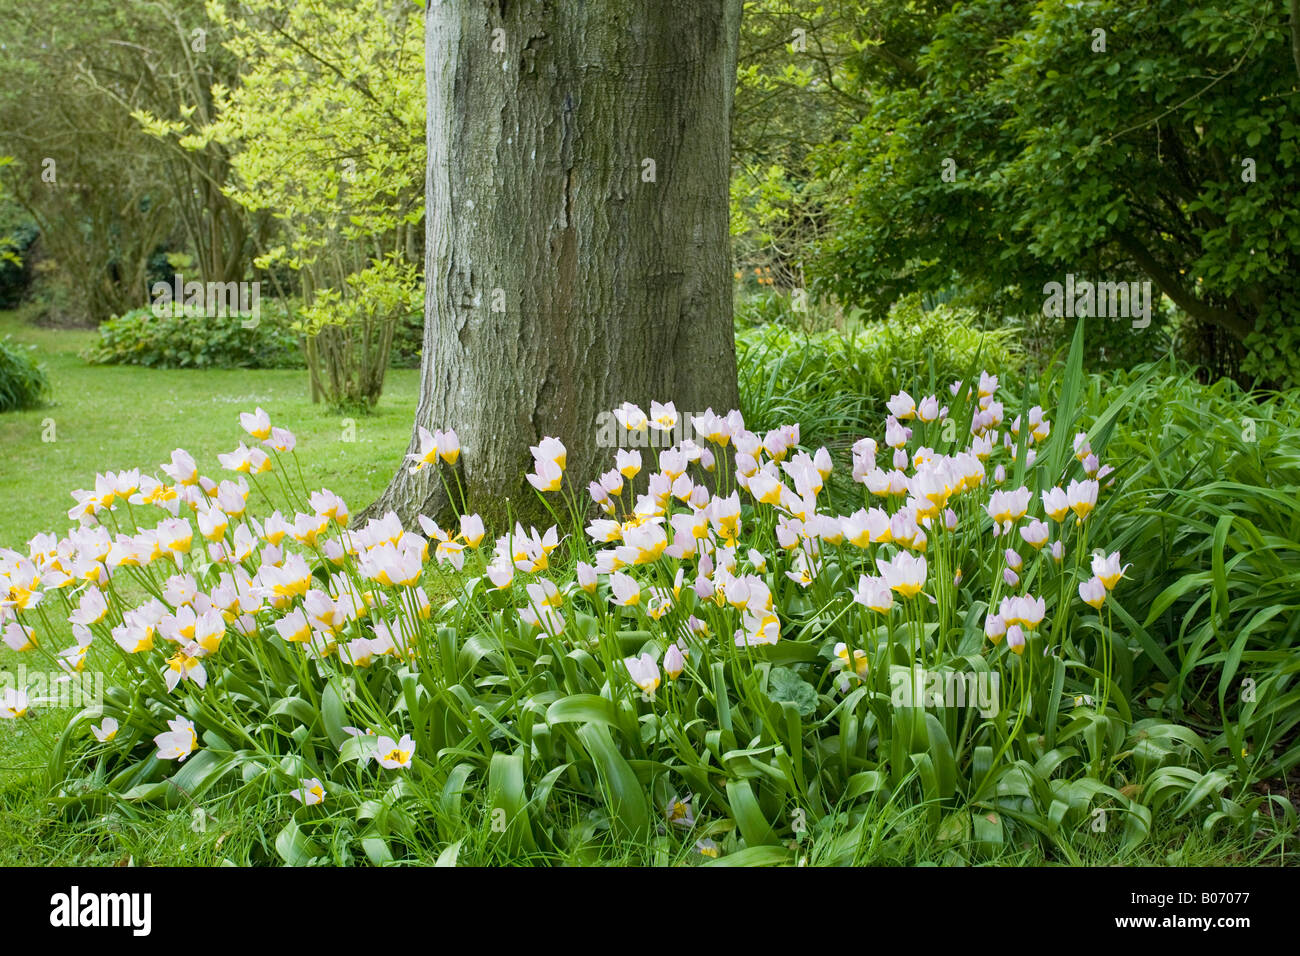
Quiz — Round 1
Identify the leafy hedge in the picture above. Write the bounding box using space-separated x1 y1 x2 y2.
85 305 304 370
86 303 426 372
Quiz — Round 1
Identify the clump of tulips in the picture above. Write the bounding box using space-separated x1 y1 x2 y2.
3 367 1193 863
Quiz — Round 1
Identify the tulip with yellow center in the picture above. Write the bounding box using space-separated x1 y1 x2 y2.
162 448 199 486
459 513 485 548
239 407 272 441
112 621 154 654
617 521 667 566
376 734 415 769
164 646 208 691
1066 478 1098 522
437 429 461 464
984 613 1006 645
886 390 917 420
1006 625 1026 655
140 480 181 510
1019 519 1050 550
986 487 1032 526
1 688 30 719
1091 550 1128 590
624 653 661 698
1079 576 1107 609
614 402 648 433
875 552 927 599
851 574 894 614
274 607 312 644
290 778 327 806
196 506 228 543
91 717 119 742
665 794 694 828
526 459 563 493
834 642 869 678
405 427 442 474
746 471 784 506
609 571 641 607
615 449 642 479
154 716 198 762
663 642 687 680
709 494 742 546
696 838 720 858
2 561 42 611
733 610 780 647
531 437 567 469
309 489 350 527
650 401 678 432
576 561 598 595
2 620 35 654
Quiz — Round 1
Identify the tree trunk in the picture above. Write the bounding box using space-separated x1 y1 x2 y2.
361 0 743 528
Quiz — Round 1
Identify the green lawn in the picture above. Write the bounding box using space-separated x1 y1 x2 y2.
0 308 420 547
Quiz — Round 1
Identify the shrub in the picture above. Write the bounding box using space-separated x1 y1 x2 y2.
1003 304 1180 375
389 308 424 369
0 335 49 411
296 256 421 411
737 296 1020 451
6 327 1286 865
85 303 303 370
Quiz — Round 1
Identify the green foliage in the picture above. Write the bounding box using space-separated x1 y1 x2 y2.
1006 305 1182 374
0 186 37 310
86 306 302 370
737 297 1020 448
734 283 846 332
731 2 864 283
0 0 246 323
0 224 37 308
201 0 424 258
389 310 425 370
1072 365 1300 779
296 256 422 411
0 335 48 411
813 0 1300 385
196 0 425 407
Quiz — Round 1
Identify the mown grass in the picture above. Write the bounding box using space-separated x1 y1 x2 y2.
0 307 419 547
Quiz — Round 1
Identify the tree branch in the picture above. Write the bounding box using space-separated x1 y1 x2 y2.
1116 230 1255 340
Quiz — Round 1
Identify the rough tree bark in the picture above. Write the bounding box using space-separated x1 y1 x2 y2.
359 0 744 528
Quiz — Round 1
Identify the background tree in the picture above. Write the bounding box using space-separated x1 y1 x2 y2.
0 0 248 323
811 0 1300 385
730 1 866 291
192 0 427 409
363 0 744 526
